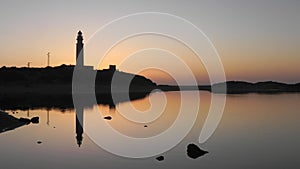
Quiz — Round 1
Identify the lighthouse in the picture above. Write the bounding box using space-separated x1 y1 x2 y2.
73 31 95 147
76 31 84 66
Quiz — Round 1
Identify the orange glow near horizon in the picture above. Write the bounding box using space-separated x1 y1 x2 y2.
96 34 210 84
1 28 299 84
138 68 177 85
1 1 299 84
0 28 299 85
0 29 300 84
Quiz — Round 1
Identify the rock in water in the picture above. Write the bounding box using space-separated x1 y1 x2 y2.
187 143 208 159
156 156 164 161
104 116 112 120
19 118 31 124
30 117 39 123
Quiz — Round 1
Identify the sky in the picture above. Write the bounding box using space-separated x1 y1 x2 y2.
0 0 299 84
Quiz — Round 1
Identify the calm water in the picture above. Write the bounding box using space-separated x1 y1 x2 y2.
0 91 299 169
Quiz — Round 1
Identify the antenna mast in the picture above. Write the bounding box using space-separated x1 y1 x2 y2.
47 52 50 67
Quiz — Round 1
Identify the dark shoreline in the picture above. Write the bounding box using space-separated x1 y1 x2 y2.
158 81 300 94
1 65 299 95
1 81 299 110
211 81 300 94
0 84 152 110
1 81 299 96
1 66 299 110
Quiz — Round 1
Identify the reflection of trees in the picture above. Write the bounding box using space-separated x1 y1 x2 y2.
0 92 150 111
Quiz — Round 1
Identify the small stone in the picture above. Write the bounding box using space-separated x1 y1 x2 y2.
37 141 42 144
187 143 208 159
104 116 112 120
156 156 164 161
144 125 148 127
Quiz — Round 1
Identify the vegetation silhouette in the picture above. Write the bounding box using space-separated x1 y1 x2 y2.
0 66 299 110
0 65 155 110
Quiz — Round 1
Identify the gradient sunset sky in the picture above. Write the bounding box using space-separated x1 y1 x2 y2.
0 0 299 84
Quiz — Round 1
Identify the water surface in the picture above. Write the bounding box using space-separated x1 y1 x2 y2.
0 91 299 168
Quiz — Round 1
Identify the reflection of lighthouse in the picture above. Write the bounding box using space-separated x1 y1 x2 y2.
73 30 95 147
75 107 83 147
75 31 84 147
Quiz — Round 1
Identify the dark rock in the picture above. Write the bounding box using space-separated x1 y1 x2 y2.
187 143 208 159
30 117 39 123
19 118 31 124
0 111 31 133
37 141 42 144
156 156 164 161
144 125 148 127
104 116 112 120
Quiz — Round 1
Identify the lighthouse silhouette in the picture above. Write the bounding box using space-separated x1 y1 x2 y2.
73 30 95 147
75 31 84 147
76 31 84 67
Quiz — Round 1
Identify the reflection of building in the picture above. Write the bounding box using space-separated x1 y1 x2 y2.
74 31 85 147
75 111 83 147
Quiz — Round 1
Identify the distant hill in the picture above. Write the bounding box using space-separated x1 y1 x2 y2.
212 81 300 94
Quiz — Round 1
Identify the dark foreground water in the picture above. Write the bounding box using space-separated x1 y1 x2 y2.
0 91 299 169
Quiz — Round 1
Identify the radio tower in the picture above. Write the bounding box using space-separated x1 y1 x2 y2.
47 52 50 67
